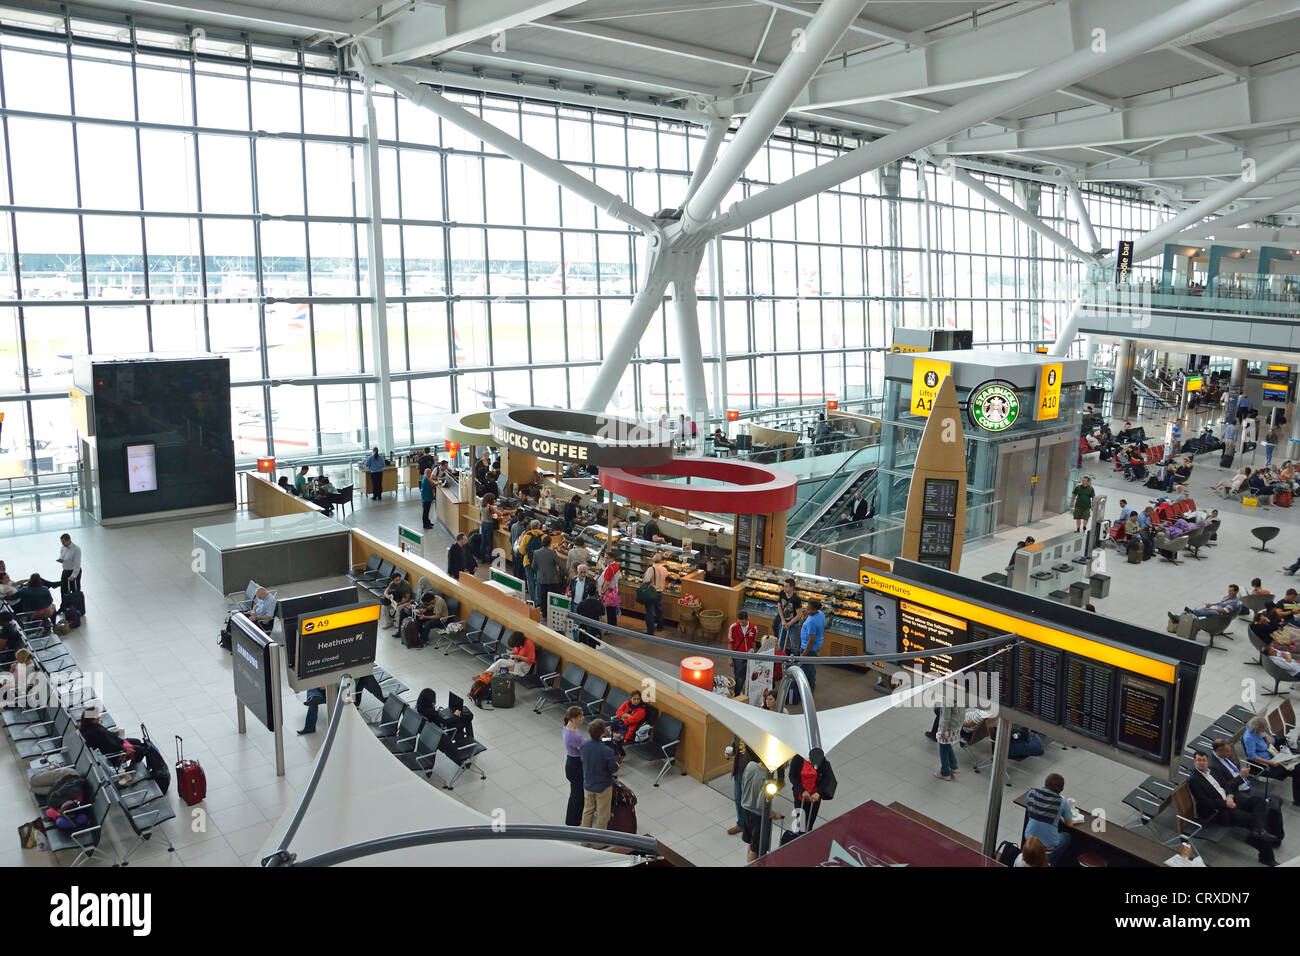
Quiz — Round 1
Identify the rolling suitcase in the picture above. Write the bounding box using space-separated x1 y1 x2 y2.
1220 452 1234 468
401 618 426 648
608 781 638 834
490 672 515 708
1277 492 1293 508
175 735 206 806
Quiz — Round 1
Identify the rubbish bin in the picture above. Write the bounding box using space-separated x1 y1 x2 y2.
1069 581 1090 607
982 572 1008 587
1030 570 1055 599
1090 573 1111 599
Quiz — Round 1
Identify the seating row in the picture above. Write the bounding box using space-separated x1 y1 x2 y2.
4 617 175 866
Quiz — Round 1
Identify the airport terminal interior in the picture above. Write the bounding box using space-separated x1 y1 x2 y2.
2 0 1300 870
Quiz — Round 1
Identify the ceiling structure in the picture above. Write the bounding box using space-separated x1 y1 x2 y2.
20 0 1300 228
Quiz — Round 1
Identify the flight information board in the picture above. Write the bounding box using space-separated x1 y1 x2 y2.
1117 674 1170 762
898 600 967 676
1064 655 1115 742
970 625 1015 708
1014 641 1063 724
918 518 957 569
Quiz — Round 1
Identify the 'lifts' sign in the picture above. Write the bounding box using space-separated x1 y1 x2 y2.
1035 363 1063 421
909 359 952 417
296 603 380 679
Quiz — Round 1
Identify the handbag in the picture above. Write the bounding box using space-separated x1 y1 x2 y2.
18 818 44 849
601 586 621 607
636 582 658 605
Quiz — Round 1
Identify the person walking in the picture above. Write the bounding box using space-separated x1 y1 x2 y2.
55 533 82 596
727 611 757 692
798 598 826 694
935 703 963 781
1069 475 1095 533
725 736 748 836
419 468 435 529
447 533 476 579
364 446 385 500
1266 425 1280 466
531 535 564 608
579 718 620 836
640 553 668 635
789 748 836 832
563 707 586 826
478 492 499 562
599 557 621 628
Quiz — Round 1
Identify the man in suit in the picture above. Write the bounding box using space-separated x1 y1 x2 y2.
1187 749 1281 865
840 491 872 525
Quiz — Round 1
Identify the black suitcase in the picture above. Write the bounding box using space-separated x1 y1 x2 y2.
401 618 426 648
60 591 86 617
490 672 515 708
1220 452 1234 468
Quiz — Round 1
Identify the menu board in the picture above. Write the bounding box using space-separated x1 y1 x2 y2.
899 600 967 676
918 518 956 569
1064 655 1115 742
1117 674 1169 761
1014 641 1063 724
922 478 959 519
733 514 753 582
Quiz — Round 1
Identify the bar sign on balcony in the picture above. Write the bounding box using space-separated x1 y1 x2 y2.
1114 240 1135 284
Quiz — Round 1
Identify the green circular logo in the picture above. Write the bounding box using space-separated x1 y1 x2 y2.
969 381 1020 432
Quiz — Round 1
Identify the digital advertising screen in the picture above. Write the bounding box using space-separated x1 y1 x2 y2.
125 443 158 493
862 593 898 657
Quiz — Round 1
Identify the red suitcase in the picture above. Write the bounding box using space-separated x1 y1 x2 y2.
175 735 206 806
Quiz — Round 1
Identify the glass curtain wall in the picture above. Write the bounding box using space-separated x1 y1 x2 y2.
0 14 1171 481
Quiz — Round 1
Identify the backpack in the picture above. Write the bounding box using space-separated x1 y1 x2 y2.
135 725 171 794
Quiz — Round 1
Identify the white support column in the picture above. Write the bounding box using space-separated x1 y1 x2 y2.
1066 180 1102 254
362 83 394 455
706 0 1261 236
1130 139 1300 261
361 59 656 237
1165 185 1300 247
706 236 725 417
683 118 731 207
1048 294 1089 358
672 279 710 426
581 268 671 412
950 166 1095 262
679 0 869 235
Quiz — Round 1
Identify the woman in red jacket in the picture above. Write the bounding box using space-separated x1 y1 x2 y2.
788 748 836 832
611 689 647 744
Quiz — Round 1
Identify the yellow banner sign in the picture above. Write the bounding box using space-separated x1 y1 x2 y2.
1035 363 1062 421
891 344 927 354
910 359 951 417
299 604 381 636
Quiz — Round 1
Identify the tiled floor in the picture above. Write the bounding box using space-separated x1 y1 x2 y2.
4 422 1300 868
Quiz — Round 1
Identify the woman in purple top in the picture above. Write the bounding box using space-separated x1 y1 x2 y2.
563 706 586 826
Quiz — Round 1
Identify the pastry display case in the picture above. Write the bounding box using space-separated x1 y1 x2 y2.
741 565 865 640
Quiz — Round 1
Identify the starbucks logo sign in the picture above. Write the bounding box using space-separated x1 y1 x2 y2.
968 381 1020 432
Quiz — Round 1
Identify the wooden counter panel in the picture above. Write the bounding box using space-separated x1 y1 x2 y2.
244 472 326 519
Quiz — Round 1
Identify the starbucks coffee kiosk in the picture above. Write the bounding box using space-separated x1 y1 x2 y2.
880 350 1089 535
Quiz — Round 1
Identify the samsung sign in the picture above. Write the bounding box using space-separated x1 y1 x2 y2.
230 614 276 733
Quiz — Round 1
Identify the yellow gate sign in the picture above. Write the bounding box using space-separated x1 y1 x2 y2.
910 359 951 417
1035 363 1063 421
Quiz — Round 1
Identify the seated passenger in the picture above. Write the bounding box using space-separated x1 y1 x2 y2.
610 689 648 744
1014 835 1050 868
468 633 536 709
1023 773 1072 865
380 571 412 628
13 573 56 628
1189 585 1240 618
